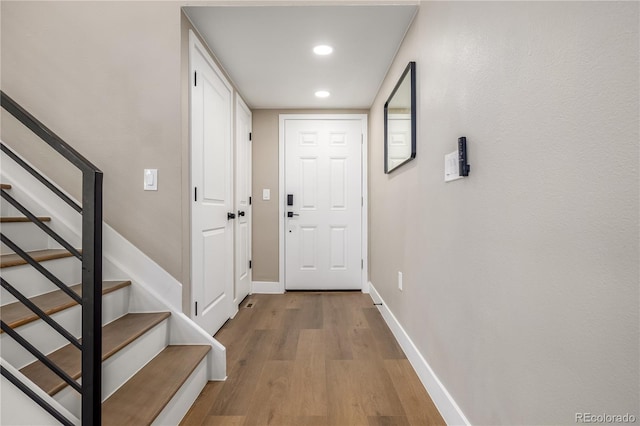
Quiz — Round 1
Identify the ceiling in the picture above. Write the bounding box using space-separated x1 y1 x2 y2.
183 4 418 109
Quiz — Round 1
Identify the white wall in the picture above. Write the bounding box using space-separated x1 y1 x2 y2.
369 2 639 424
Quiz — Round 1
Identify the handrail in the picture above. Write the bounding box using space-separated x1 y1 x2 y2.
1 92 99 173
1 91 103 425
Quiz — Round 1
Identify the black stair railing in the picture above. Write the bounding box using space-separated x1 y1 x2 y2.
0 91 103 425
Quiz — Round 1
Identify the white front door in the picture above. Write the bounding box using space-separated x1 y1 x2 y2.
190 32 233 335
284 118 363 290
234 95 252 306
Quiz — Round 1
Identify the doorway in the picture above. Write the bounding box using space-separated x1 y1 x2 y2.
279 115 368 291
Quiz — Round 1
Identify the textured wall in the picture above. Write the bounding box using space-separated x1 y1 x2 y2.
1 1 185 280
369 2 639 424
1 3 243 314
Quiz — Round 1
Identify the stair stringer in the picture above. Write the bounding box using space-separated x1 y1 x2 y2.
0 357 80 426
127 281 227 380
0 145 227 381
108 241 226 380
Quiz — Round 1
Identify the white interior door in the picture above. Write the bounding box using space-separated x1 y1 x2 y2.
234 95 252 306
190 32 233 335
284 118 363 290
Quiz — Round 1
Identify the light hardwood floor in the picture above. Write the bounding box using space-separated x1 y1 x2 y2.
181 292 445 426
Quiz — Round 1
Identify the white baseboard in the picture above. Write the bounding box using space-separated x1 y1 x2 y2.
251 281 284 294
368 282 470 426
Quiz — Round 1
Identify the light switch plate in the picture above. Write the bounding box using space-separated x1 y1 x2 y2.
445 151 462 182
262 188 271 201
144 169 158 191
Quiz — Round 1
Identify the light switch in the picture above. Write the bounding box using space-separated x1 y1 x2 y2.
144 169 158 191
262 188 271 201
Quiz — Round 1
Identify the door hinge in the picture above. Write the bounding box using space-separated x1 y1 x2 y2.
194 187 197 202
249 260 252 269
249 132 252 141
361 259 364 269
194 71 197 87
361 197 364 206
195 301 198 316
249 196 252 205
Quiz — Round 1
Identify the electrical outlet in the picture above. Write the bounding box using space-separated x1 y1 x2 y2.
398 271 403 291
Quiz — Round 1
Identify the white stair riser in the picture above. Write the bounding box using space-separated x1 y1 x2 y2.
1 222 51 254
152 355 208 426
1 287 130 369
0 368 80 426
55 319 170 418
1 257 82 305
0 201 21 217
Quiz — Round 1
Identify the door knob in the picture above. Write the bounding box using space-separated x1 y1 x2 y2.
238 210 245 217
227 212 236 220
287 212 299 218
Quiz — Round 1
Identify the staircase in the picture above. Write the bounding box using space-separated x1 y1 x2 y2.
0 93 223 425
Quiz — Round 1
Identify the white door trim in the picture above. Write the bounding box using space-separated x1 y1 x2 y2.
279 114 368 293
234 93 252 311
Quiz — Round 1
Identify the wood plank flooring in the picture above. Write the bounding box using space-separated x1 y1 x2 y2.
181 292 444 426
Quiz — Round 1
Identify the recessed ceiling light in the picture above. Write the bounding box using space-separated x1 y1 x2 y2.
315 90 330 98
313 45 333 55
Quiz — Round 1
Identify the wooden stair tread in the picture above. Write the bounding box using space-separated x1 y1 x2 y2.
0 280 131 331
0 249 76 268
20 312 171 395
0 216 51 223
102 345 210 426
0 184 11 190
